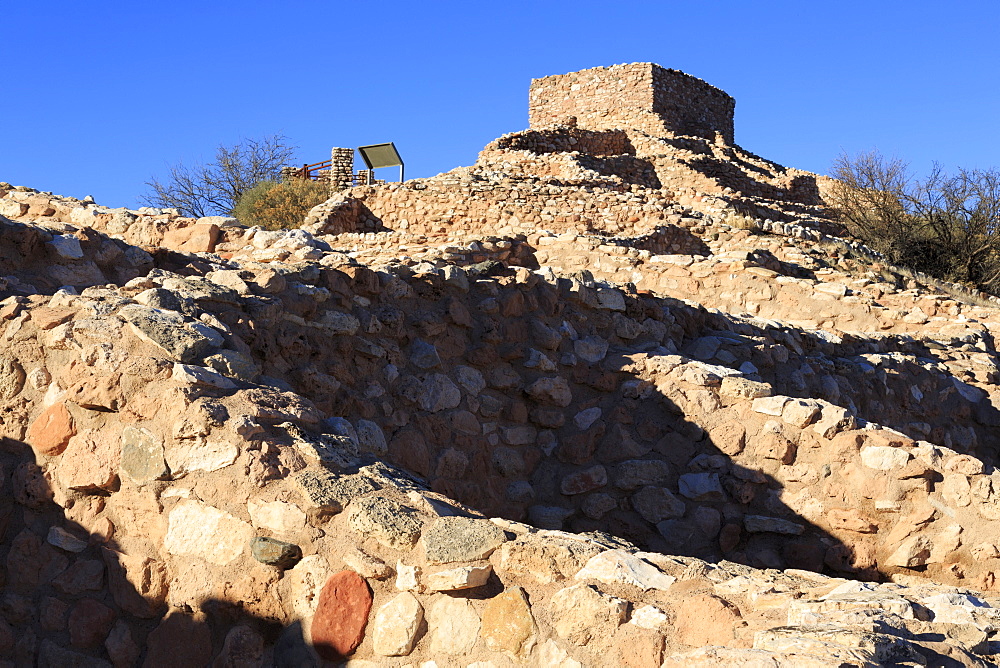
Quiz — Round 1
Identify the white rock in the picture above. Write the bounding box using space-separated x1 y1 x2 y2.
288 555 330 619
373 592 423 656
247 499 307 537
630 604 670 630
49 235 84 260
420 374 462 412
860 445 912 471
423 563 492 591
171 363 236 389
164 500 254 566
46 526 88 553
396 561 421 592
550 584 627 644
573 407 602 430
356 419 387 455
574 549 675 591
165 438 239 474
427 595 480 654
537 639 584 668
752 395 790 416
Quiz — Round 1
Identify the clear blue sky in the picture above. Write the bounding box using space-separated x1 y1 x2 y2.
3 0 997 209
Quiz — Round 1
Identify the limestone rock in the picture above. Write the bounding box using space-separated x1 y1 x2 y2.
288 554 330 619
678 472 725 501
294 469 378 516
720 376 772 398
164 500 254 566
574 549 676 591
480 586 537 657
526 376 573 407
348 496 423 550
550 583 627 644
119 426 168 483
342 547 391 579
373 592 423 656
247 499 307 537
631 486 686 523
119 304 219 363
743 515 805 535
861 445 912 470
497 534 602 583
424 563 492 591
421 516 506 564
427 595 480 655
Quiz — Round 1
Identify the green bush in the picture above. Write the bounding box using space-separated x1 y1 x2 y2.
232 178 329 230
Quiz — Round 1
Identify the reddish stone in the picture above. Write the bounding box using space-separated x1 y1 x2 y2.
68 598 115 648
52 558 105 595
26 403 75 456
389 430 430 478
143 611 212 668
615 624 665 668
40 597 69 632
6 530 43 589
30 306 77 330
310 570 372 661
57 430 120 492
161 222 220 253
102 548 168 619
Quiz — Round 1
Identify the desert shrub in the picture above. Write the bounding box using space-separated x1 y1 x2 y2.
232 178 330 230
829 150 1000 295
143 135 296 217
723 213 761 232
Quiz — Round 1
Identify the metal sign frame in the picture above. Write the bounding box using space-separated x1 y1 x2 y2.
357 142 404 183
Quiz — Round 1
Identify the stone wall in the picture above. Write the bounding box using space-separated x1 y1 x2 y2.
329 147 355 193
529 63 736 144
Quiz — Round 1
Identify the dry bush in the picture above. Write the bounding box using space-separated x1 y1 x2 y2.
829 150 1000 295
143 135 296 217
723 213 761 232
233 178 329 230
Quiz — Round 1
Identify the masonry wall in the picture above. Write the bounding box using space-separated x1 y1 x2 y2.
528 63 736 144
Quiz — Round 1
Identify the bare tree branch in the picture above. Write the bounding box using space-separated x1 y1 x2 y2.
141 135 296 217
829 150 1000 294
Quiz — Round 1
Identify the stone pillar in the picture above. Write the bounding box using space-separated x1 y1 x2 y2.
330 148 355 193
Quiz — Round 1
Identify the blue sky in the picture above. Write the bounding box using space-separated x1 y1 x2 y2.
3 1 998 209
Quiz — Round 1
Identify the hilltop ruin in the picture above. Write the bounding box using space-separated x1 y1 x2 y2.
0 64 998 665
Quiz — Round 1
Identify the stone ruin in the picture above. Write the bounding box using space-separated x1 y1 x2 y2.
529 63 736 144
0 64 998 665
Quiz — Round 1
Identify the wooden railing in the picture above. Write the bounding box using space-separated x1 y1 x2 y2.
292 159 332 180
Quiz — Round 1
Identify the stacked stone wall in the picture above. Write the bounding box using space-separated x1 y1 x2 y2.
529 63 735 144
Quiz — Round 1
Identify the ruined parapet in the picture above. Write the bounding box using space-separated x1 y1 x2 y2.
330 147 355 192
529 63 735 144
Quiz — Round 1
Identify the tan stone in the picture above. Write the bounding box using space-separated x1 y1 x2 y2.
164 500 254 566
673 594 742 646
480 586 536 657
427 595 480 655
372 592 423 656
550 583 627 645
423 563 492 591
57 429 120 492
